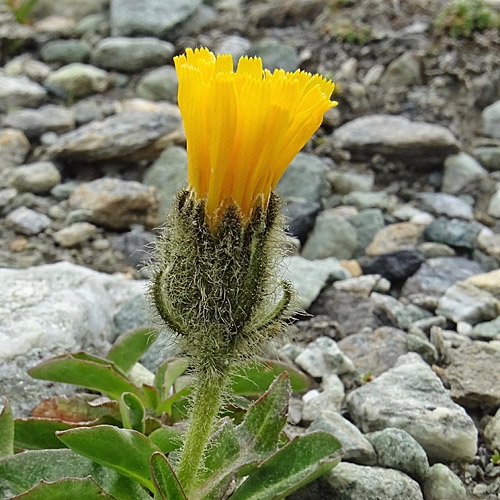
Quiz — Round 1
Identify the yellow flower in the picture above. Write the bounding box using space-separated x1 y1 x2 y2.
174 47 337 223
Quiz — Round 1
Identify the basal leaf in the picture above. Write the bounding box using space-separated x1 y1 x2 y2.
148 426 183 454
57 425 161 491
150 452 188 500
142 384 159 410
107 328 159 373
0 397 14 458
154 358 189 401
229 432 342 500
156 386 192 416
120 393 146 433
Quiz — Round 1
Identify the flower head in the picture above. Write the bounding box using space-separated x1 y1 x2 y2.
174 47 336 224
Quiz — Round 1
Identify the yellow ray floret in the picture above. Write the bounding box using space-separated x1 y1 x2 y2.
174 47 337 224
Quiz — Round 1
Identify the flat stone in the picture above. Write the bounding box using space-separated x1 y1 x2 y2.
470 316 500 340
442 152 488 195
477 227 500 258
330 170 374 194
488 188 500 218
444 341 500 408
92 37 174 72
417 242 456 258
29 0 107 21
406 333 439 364
358 249 425 283
367 428 429 481
483 100 500 139
68 178 158 230
424 217 481 249
365 222 420 256
422 464 467 500
342 190 397 211
302 385 343 421
338 327 408 377
136 65 178 102
347 208 385 256
0 129 30 169
9 161 61 194
310 410 376 465
282 201 320 245
473 146 500 171
40 39 91 64
484 407 500 449
6 207 51 235
52 222 98 247
380 52 422 88
416 192 473 220
396 304 433 330
332 114 460 166
325 463 423 500
0 75 46 112
333 274 388 297
47 111 181 162
466 269 500 299
346 353 478 462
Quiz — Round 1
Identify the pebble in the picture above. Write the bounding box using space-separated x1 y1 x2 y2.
29 0 107 21
365 222 420 256
418 241 456 258
483 100 500 139
474 146 500 171
301 387 343 421
477 227 500 258
6 207 51 235
359 249 425 282
484 408 500 450
110 228 155 270
40 39 91 64
248 39 299 72
466 269 500 299
471 316 500 341
329 170 374 194
0 129 30 169
396 304 433 330
488 189 500 218
0 75 46 112
422 464 467 500
416 192 474 220
347 208 385 256
4 55 51 83
9 161 61 194
342 190 397 211
52 222 98 247
346 353 478 462
380 52 422 88
406 333 439 364
424 217 481 249
136 65 178 102
442 152 488 195
282 201 321 245
333 274 389 296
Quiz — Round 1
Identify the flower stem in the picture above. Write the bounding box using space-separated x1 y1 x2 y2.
177 369 228 491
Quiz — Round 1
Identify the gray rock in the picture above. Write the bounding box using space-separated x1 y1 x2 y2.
477 227 500 259
45 63 109 99
3 104 75 139
302 383 344 421
471 316 500 340
51 181 78 200
40 40 91 64
416 192 473 220
442 152 488 195
484 408 500 450
215 35 252 62
338 327 408 377
406 334 439 364
333 274 389 297
473 146 500 170
0 262 145 416
68 178 158 231
74 13 110 37
4 54 50 83
47 111 181 162
342 190 397 211
346 354 478 462
310 410 376 465
333 115 460 166
0 75 46 112
276 153 329 204
248 39 299 72
483 100 500 139
488 188 500 218
325 463 423 500
111 228 155 270
367 428 429 481
424 217 481 249
301 210 357 260
330 170 374 195
365 222 421 256
280 256 350 309
444 341 500 408
143 146 187 217
347 208 385 256
6 207 51 235
29 0 107 21
380 52 422 88
10 161 61 194
136 66 178 102
282 201 320 244
422 464 467 500
0 129 30 169
110 0 202 38
52 222 98 247
92 37 174 72
396 304 433 330
417 242 456 258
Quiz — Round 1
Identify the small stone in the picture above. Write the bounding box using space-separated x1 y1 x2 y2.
342 190 397 211
365 223 420 256
0 129 30 169
215 35 252 61
136 66 178 102
29 0 107 21
10 161 61 194
339 260 362 277
484 408 500 450
333 274 387 297
52 222 98 247
418 242 456 258
330 170 374 194
380 52 422 88
0 75 46 112
74 13 110 37
477 227 500 258
40 39 91 64
111 228 155 270
4 55 50 83
51 182 78 200
422 464 467 500
396 304 433 330
248 39 299 72
282 201 321 245
65 209 93 225
6 207 51 235
359 249 425 283
347 208 386 256
416 192 473 220
406 333 439 364
473 146 500 171
302 386 343 421
424 217 481 249
466 269 500 299
367 428 429 481
33 16 76 36
0 188 17 209
442 152 488 195
488 188 500 218
483 100 500 139
9 237 28 252
471 316 500 340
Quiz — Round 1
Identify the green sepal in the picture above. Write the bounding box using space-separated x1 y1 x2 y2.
0 397 14 458
120 393 146 433
150 452 188 500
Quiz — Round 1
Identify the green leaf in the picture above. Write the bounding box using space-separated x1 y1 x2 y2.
142 384 159 410
156 386 192 416
0 397 14 458
9 477 118 500
229 432 342 500
230 360 309 396
154 358 189 401
29 352 142 402
107 328 159 373
150 452 188 500
0 448 151 500
56 425 161 491
120 393 146 433
148 426 183 454
237 372 290 455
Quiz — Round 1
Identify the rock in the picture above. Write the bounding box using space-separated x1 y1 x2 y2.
477 227 500 258
406 333 439 364
436 281 499 325
6 207 51 235
0 262 145 416
358 249 425 282
40 39 91 64
471 316 500 340
92 37 175 72
47 111 181 162
473 146 500 171
402 257 483 300
332 115 460 166
3 104 75 139
74 13 110 37
0 75 46 112
302 384 344 421
444 341 500 408
301 210 357 260
248 39 299 72
0 129 30 169
337 327 408 377
136 65 178 102
282 201 321 245
422 464 467 500
415 192 473 220
111 228 155 270
110 0 202 38
310 410 377 465
365 223 420 256
29 0 107 21
488 188 500 218
424 217 481 249
342 190 397 211
295 336 355 378
329 170 374 194
325 463 423 500
483 100 500 139
215 35 252 62
347 208 385 255
396 304 433 330
484 408 500 449
418 242 456 258
68 178 158 231
367 428 429 481
276 153 329 204
346 353 478 462
442 153 488 195
380 52 422 88
45 63 109 99
333 274 389 297
33 16 76 36
10 161 61 194
52 222 98 247
143 146 187 218
466 269 500 299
